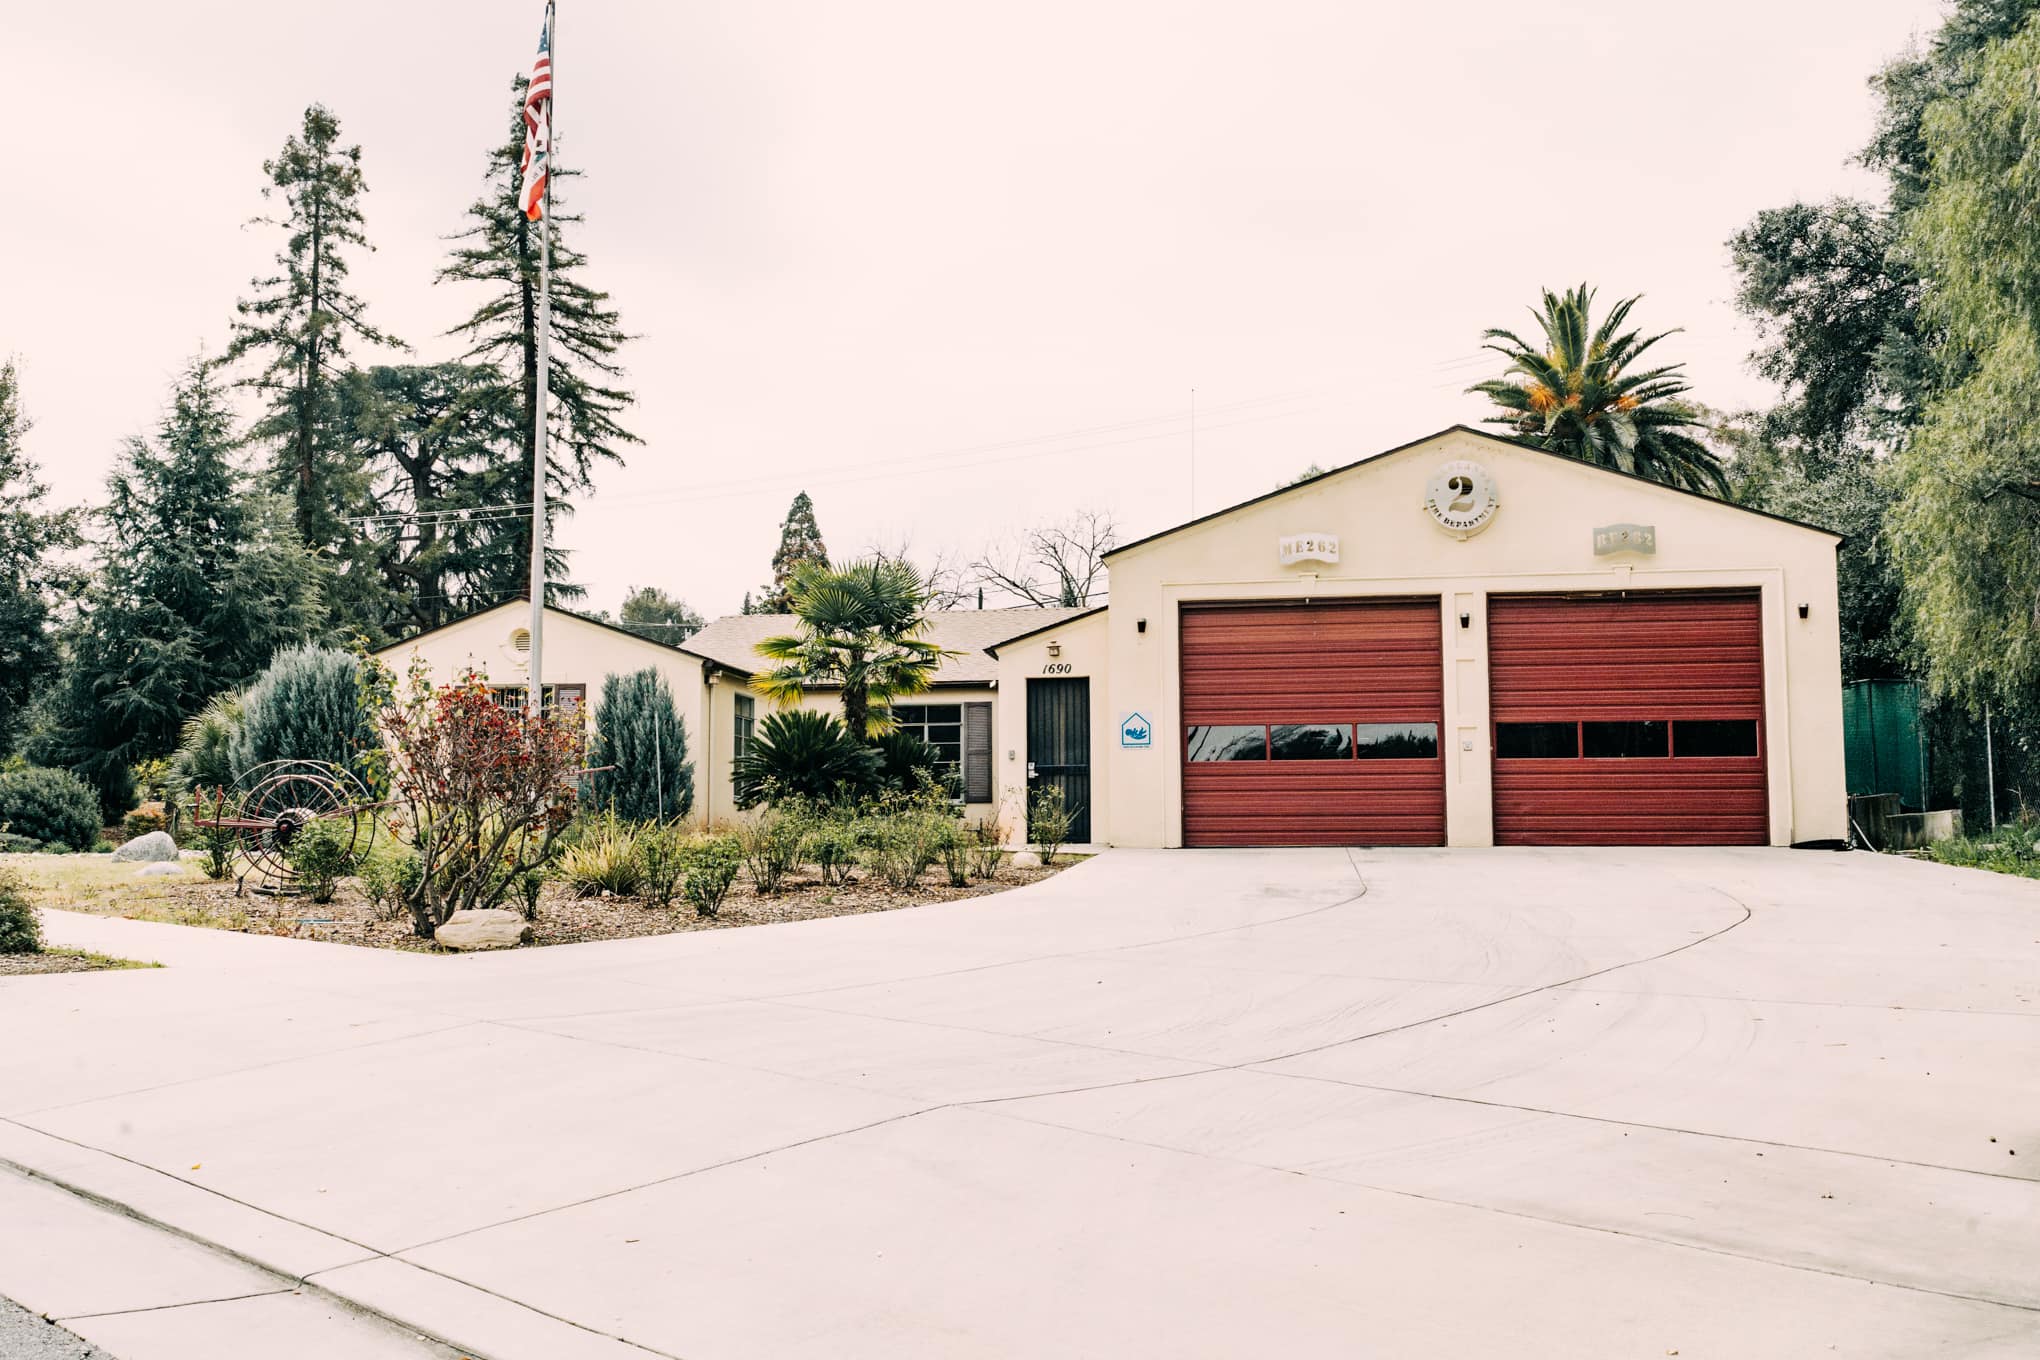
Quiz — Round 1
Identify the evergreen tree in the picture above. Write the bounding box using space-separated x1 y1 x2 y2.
229 645 376 780
616 586 704 642
228 104 398 563
754 491 829 613
337 362 521 636
31 358 324 813
0 362 79 754
588 669 693 822
438 77 636 604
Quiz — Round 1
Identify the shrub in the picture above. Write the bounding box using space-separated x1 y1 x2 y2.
940 834 970 887
560 813 645 897
0 833 40 854
733 709 881 808
637 822 689 907
802 812 860 886
0 767 103 851
0 869 40 954
187 788 241 880
966 818 1009 881
285 817 358 904
360 657 585 938
680 833 743 917
229 645 377 781
1029 784 1078 865
172 692 244 793
122 806 167 841
358 848 422 922
587 669 694 822
513 869 546 920
862 807 956 889
737 807 805 895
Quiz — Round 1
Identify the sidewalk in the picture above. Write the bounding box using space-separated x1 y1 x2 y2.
0 1166 458 1360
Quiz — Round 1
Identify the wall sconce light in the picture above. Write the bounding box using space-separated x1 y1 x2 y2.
1797 602 1810 619
1136 618 1147 634
1046 640 1062 658
1458 611 1471 630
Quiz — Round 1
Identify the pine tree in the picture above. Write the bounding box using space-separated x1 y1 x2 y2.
616 586 704 642
31 358 324 813
337 362 521 636
228 105 399 562
588 669 693 822
0 362 79 754
438 77 636 604
754 491 828 613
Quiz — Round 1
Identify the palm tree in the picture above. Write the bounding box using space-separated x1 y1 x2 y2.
1469 285 1730 497
755 558 951 739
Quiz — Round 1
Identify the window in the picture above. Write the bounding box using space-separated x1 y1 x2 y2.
1354 723 1439 759
1187 726 1266 761
1676 719 1758 757
1582 720 1668 759
488 684 585 717
1495 722 1578 759
1271 724 1353 760
891 703 964 770
734 694 755 760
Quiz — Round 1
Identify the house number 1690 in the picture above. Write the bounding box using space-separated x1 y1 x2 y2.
1040 662 1073 675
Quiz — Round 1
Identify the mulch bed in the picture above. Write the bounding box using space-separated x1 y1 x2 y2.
78 862 1073 954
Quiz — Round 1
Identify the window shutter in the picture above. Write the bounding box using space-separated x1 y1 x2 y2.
964 702 993 803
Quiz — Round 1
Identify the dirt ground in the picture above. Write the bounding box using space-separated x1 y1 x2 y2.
0 948 158 977
0 853 1075 953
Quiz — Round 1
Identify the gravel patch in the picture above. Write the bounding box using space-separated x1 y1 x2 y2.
0 1295 113 1359
0 951 146 978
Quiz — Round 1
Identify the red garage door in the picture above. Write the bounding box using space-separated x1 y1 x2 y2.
1489 592 1768 846
1180 600 1444 847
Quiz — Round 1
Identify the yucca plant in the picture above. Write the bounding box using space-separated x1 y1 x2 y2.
1469 285 1729 497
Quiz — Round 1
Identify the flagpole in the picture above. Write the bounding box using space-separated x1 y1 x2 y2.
526 2 554 715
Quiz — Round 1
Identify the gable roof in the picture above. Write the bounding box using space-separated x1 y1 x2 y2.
1103 424 1842 561
373 599 710 663
688 606 1093 686
983 604 1106 657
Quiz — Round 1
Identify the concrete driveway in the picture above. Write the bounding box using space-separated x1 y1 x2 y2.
3 848 2037 1358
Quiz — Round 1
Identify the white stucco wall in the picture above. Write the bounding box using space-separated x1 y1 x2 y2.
1086 428 1846 849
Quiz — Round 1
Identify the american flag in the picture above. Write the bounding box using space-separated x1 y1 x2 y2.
518 2 555 221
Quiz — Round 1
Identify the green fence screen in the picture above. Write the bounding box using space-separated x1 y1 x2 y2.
1843 680 1925 810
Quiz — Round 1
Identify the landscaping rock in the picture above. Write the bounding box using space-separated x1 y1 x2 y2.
111 831 178 863
435 908 533 951
135 862 183 877
1011 851 1043 869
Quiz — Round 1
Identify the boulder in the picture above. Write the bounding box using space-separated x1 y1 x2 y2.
135 862 184 878
1011 851 1043 869
434 908 533 951
111 831 179 863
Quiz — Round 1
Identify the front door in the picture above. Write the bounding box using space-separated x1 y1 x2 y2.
1027 677 1091 844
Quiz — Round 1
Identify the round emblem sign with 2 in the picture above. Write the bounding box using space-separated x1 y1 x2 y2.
1423 460 1500 537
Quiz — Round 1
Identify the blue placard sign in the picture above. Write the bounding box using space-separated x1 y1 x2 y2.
1119 712 1152 749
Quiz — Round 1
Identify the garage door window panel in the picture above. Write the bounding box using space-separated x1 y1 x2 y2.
1675 719 1759 757
1270 724 1353 760
1188 725 1267 761
1582 720 1669 759
1353 722 1439 759
1496 722 1579 759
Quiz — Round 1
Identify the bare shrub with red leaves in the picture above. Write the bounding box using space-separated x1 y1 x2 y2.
359 655 586 938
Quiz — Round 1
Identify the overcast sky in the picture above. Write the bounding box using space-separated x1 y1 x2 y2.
17 1 1944 620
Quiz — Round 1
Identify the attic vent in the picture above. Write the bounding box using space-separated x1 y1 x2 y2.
510 628 532 654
